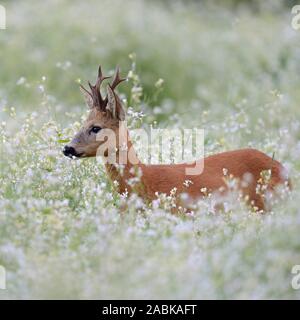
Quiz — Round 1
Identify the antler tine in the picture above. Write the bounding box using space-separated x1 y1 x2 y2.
95 65 111 90
79 84 93 98
110 66 126 90
94 66 111 110
88 81 94 91
86 81 101 108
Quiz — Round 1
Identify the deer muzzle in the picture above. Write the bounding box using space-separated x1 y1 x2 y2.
63 145 83 158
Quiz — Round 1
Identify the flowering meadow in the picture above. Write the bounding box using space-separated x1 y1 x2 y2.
0 0 300 299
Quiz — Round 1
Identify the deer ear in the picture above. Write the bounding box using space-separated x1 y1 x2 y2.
80 85 94 109
106 85 126 121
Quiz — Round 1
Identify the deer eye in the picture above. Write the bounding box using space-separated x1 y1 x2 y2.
90 126 102 134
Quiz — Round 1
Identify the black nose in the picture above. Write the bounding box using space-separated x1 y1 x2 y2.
63 145 76 157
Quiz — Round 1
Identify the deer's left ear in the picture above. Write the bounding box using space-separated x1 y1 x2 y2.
106 85 126 121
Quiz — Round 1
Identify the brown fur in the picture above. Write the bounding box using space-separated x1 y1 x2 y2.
104 139 290 211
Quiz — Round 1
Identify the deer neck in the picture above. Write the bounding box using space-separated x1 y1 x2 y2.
105 128 141 195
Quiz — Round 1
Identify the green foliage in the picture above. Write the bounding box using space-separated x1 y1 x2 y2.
0 0 299 299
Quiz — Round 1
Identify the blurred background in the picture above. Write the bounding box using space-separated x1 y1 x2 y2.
0 0 299 123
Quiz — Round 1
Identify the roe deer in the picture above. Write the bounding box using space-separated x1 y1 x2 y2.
63 66 291 212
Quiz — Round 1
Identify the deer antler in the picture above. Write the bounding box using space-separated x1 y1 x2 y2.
102 66 127 106
80 65 111 111
80 66 126 111
96 65 111 92
110 66 127 90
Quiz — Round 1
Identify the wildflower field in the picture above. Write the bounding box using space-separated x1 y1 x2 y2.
0 0 300 299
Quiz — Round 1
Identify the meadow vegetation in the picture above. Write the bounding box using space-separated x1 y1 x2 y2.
0 0 299 298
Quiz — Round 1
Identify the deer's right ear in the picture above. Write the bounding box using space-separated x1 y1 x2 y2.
106 85 126 121
80 85 94 109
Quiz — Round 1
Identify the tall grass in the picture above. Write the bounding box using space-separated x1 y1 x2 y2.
0 0 299 299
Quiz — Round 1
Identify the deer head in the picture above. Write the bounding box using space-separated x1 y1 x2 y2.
63 66 127 158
